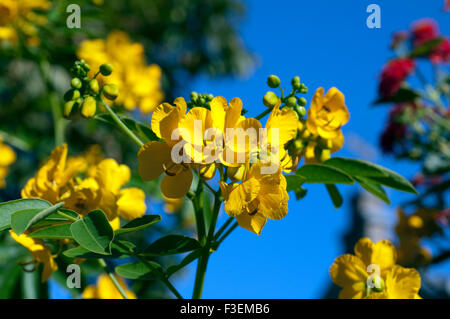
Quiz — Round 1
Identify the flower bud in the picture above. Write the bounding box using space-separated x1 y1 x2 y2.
89 79 99 94
267 75 281 88
71 77 82 89
190 91 198 103
99 63 114 76
80 96 97 118
64 89 80 102
295 105 306 117
299 84 308 94
297 97 307 106
102 84 119 100
291 76 301 89
263 91 279 108
63 101 76 118
286 97 297 107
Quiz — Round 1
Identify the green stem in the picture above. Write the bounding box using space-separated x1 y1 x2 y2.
192 192 222 299
255 107 272 120
98 259 129 299
56 211 78 222
214 216 234 240
192 181 206 244
216 222 238 246
100 99 144 148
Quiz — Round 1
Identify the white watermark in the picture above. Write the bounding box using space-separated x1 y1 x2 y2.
366 4 381 29
66 4 81 29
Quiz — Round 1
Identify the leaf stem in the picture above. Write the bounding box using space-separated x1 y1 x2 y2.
98 258 129 299
100 99 144 148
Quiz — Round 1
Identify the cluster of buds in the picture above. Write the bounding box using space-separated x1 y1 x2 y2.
187 92 215 109
263 75 308 118
63 60 118 119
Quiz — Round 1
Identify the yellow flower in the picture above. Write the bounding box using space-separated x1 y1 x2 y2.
0 0 51 45
138 98 193 198
330 238 421 299
9 230 58 282
220 162 289 235
82 274 136 299
0 137 16 188
22 144 146 229
77 31 164 113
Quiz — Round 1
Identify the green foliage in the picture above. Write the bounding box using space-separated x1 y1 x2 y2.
0 199 51 232
115 261 162 280
142 235 201 257
114 215 162 236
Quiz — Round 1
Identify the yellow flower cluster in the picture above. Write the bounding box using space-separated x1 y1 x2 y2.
0 137 16 188
21 143 146 229
0 0 51 46
77 31 164 113
288 88 349 167
330 238 421 299
82 274 136 299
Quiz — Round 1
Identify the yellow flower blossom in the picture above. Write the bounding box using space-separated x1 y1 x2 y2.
22 144 146 229
0 0 51 45
138 98 193 198
77 31 164 113
9 230 58 282
82 274 136 299
0 137 16 188
220 162 288 235
330 238 421 299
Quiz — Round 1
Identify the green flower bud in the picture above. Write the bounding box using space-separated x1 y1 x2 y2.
207 94 214 101
295 105 306 117
299 84 308 94
80 96 97 118
89 79 99 94
263 91 279 108
99 63 114 76
267 75 281 88
286 96 297 107
102 84 119 100
198 97 206 105
64 89 81 102
291 76 301 89
71 77 82 89
190 91 198 103
297 97 307 107
63 101 76 118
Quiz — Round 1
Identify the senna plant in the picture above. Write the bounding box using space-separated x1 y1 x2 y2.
0 59 419 299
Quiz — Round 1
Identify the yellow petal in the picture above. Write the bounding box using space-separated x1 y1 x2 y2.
224 178 260 217
354 238 397 271
210 96 227 132
338 282 366 299
93 159 130 194
306 87 324 135
138 141 172 181
0 143 16 166
265 104 298 146
330 130 344 153
385 265 421 299
236 212 267 235
225 97 243 129
161 168 193 198
117 187 146 220
329 254 367 288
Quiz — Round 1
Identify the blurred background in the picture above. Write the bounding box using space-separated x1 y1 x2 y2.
0 0 448 298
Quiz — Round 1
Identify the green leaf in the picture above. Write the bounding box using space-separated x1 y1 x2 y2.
365 168 417 194
142 235 201 256
114 215 161 235
354 176 390 204
324 157 387 178
296 164 354 185
63 240 135 259
115 261 162 280
285 175 307 193
409 38 444 58
70 210 114 255
0 198 51 232
373 88 420 105
28 223 73 239
166 249 203 277
95 113 159 143
325 184 343 209
10 202 65 234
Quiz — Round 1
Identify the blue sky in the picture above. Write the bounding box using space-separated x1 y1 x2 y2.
50 0 449 299
172 0 450 298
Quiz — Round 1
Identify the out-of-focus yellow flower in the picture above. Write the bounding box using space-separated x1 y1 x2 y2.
9 230 58 282
163 195 184 214
82 274 136 299
220 162 288 235
0 137 16 188
0 0 51 45
77 31 164 113
138 98 193 198
330 237 421 299
22 144 146 229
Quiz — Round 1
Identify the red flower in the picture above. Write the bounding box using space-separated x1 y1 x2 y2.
411 19 439 46
430 38 450 64
445 0 450 11
378 58 415 98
